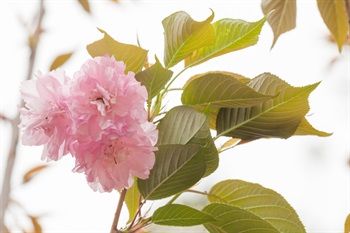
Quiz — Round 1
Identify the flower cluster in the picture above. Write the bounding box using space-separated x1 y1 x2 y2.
20 56 158 192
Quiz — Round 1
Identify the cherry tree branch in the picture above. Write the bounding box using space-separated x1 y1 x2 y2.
0 0 45 230
110 189 127 233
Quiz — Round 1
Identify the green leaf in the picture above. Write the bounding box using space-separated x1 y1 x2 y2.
137 144 205 200
86 28 148 73
135 56 173 100
208 180 306 233
182 72 272 109
49 52 73 71
294 117 332 137
163 10 215 68
261 0 297 48
152 204 216 226
188 117 219 177
202 203 280 233
157 106 207 145
317 0 349 51
124 181 141 223
185 16 267 67
157 106 219 176
216 72 319 139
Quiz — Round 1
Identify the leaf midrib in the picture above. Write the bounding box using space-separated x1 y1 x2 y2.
218 84 315 137
189 18 265 67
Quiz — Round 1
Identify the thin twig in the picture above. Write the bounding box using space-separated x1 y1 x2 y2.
0 0 45 231
110 189 127 233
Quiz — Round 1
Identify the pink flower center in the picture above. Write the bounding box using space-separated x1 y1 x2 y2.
104 138 130 170
89 83 116 116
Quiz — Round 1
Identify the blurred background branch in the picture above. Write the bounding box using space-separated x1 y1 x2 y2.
0 0 45 231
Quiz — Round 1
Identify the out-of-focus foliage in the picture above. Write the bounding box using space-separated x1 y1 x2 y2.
261 0 296 48
317 0 349 51
49 52 73 71
261 0 349 50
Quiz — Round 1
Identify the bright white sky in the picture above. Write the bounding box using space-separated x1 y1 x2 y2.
1 0 349 232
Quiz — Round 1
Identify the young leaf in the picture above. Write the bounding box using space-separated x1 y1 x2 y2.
202 203 280 233
137 144 205 200
124 181 141 223
208 180 306 233
294 117 332 137
317 0 349 51
261 0 297 48
49 52 73 71
162 10 215 68
185 16 267 67
23 165 48 184
182 72 272 109
157 106 207 145
77 0 90 14
86 28 148 73
152 204 216 226
220 138 241 150
135 57 173 100
216 73 320 139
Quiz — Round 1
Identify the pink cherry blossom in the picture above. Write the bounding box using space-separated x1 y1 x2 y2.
20 69 73 161
72 122 157 192
68 56 157 191
20 55 158 192
69 56 148 136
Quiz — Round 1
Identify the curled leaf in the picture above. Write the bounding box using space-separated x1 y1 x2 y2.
163 10 215 68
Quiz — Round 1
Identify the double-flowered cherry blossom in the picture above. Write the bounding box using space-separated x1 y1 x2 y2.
20 56 157 192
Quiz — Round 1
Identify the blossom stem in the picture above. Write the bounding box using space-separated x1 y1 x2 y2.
162 66 189 97
166 192 183 205
110 189 127 233
0 0 45 230
185 189 225 202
